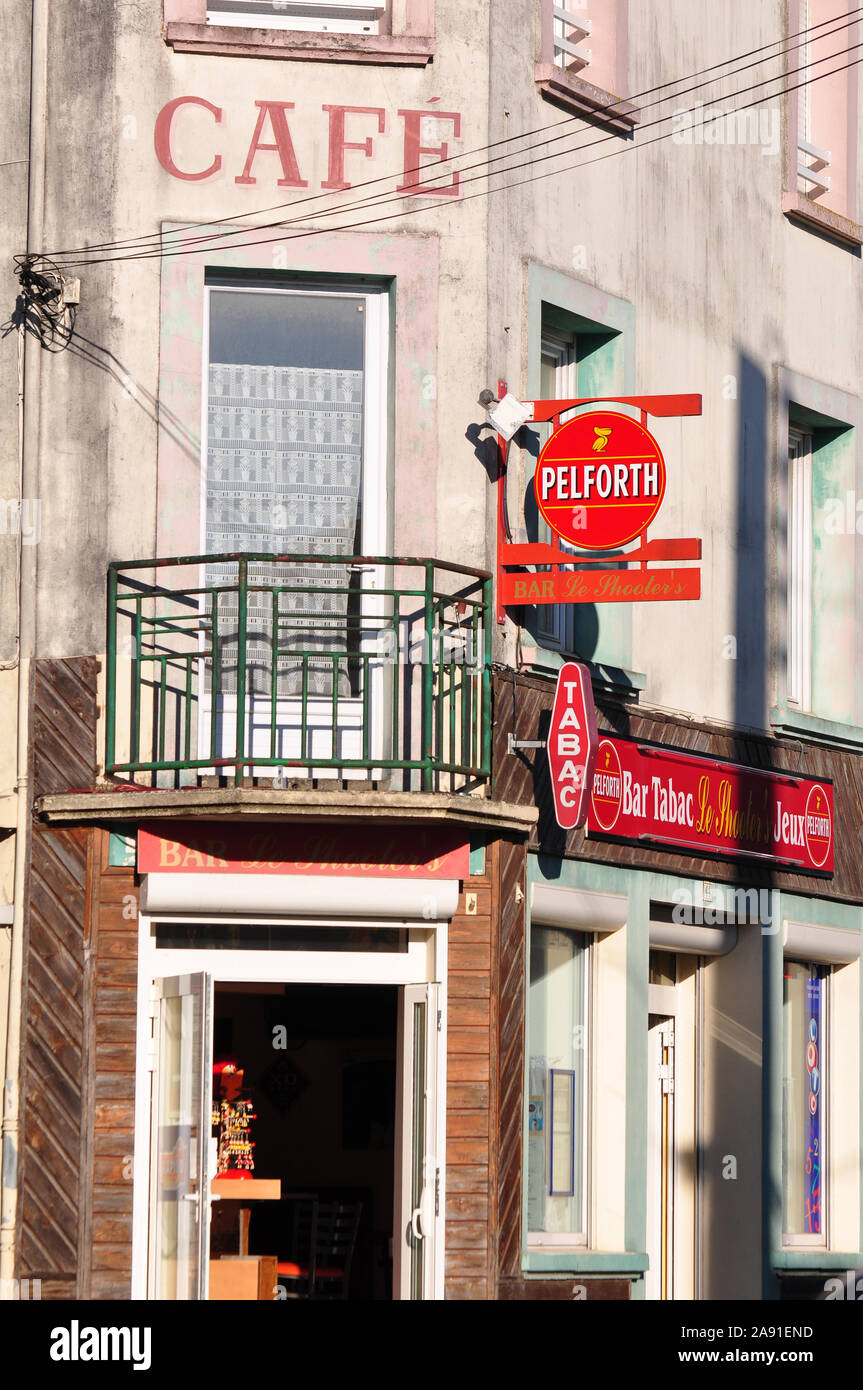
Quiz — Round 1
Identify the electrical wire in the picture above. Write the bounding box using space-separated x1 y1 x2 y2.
47 35 863 272
35 5 863 265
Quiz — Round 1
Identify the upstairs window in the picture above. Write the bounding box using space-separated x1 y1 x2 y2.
784 0 862 244
786 427 813 712
536 328 577 654
551 4 591 75
164 0 433 66
206 0 385 34
536 0 637 130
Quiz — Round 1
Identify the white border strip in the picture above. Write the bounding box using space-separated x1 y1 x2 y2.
141 872 460 921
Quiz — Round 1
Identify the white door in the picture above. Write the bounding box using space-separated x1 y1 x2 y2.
147 973 213 1300
200 282 389 778
646 1014 675 1301
394 982 439 1299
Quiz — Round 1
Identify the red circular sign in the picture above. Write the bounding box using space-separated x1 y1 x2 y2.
591 738 623 831
804 784 832 869
535 410 667 550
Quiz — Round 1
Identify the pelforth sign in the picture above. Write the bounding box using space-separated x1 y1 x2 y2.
547 662 599 830
536 410 667 550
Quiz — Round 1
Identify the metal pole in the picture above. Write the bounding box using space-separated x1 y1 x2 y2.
234 559 248 786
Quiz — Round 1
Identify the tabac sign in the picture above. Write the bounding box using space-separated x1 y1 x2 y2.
588 736 834 874
547 662 599 830
495 391 702 619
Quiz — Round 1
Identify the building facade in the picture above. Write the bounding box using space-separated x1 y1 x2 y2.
1 0 862 1301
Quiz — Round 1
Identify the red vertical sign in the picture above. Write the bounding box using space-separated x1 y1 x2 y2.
546 662 599 830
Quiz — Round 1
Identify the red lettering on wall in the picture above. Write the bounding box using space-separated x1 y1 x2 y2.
397 109 461 197
235 101 308 188
154 96 223 182
322 105 386 190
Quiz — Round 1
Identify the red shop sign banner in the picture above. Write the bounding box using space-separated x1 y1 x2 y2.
588 737 834 874
138 821 469 880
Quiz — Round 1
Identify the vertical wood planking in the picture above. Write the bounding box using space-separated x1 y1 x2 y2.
444 866 494 1298
495 836 527 1285
18 658 97 1289
85 837 139 1299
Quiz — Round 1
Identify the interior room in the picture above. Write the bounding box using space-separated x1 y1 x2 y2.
209 981 398 1300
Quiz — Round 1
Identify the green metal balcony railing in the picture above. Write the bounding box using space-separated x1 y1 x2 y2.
106 554 492 792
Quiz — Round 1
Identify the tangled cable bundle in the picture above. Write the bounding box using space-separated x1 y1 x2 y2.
13 253 76 352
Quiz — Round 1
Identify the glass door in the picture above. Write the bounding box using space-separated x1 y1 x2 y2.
394 983 438 1299
148 973 213 1299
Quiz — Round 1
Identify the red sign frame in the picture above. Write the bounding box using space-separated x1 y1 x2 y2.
587 736 834 874
547 662 599 830
495 391 702 622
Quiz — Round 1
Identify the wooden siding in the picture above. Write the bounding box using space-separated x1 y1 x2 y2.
493 670 863 900
495 837 526 1285
444 852 497 1299
83 841 138 1299
18 658 97 1294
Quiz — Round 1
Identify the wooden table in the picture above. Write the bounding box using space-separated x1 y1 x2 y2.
211 1177 281 1256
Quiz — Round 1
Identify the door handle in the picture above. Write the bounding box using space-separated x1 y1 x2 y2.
410 1205 425 1240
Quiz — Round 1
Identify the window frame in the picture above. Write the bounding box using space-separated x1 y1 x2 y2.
200 278 390 562
771 368 863 747
163 0 434 65
206 0 386 35
782 0 863 246
536 328 578 656
786 426 813 713
781 958 830 1250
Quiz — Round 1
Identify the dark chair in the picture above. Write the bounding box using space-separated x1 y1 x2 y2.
277 1199 363 1300
309 1201 363 1299
276 1199 318 1298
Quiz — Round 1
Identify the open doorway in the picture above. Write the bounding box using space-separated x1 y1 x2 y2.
209 982 397 1300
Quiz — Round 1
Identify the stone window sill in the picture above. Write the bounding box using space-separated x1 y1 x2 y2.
782 192 863 249
534 64 638 131
164 21 434 65
770 704 863 751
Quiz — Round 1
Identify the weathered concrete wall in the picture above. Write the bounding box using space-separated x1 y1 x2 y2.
0 0 32 663
23 0 492 661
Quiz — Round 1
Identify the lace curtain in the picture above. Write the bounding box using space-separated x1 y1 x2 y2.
205 361 363 696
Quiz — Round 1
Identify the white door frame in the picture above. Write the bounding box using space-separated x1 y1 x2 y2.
646 1012 676 1301
131 907 447 1300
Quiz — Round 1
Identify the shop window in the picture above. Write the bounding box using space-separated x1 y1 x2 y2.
782 961 828 1245
163 0 434 65
526 925 590 1245
783 0 863 246
535 0 637 130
